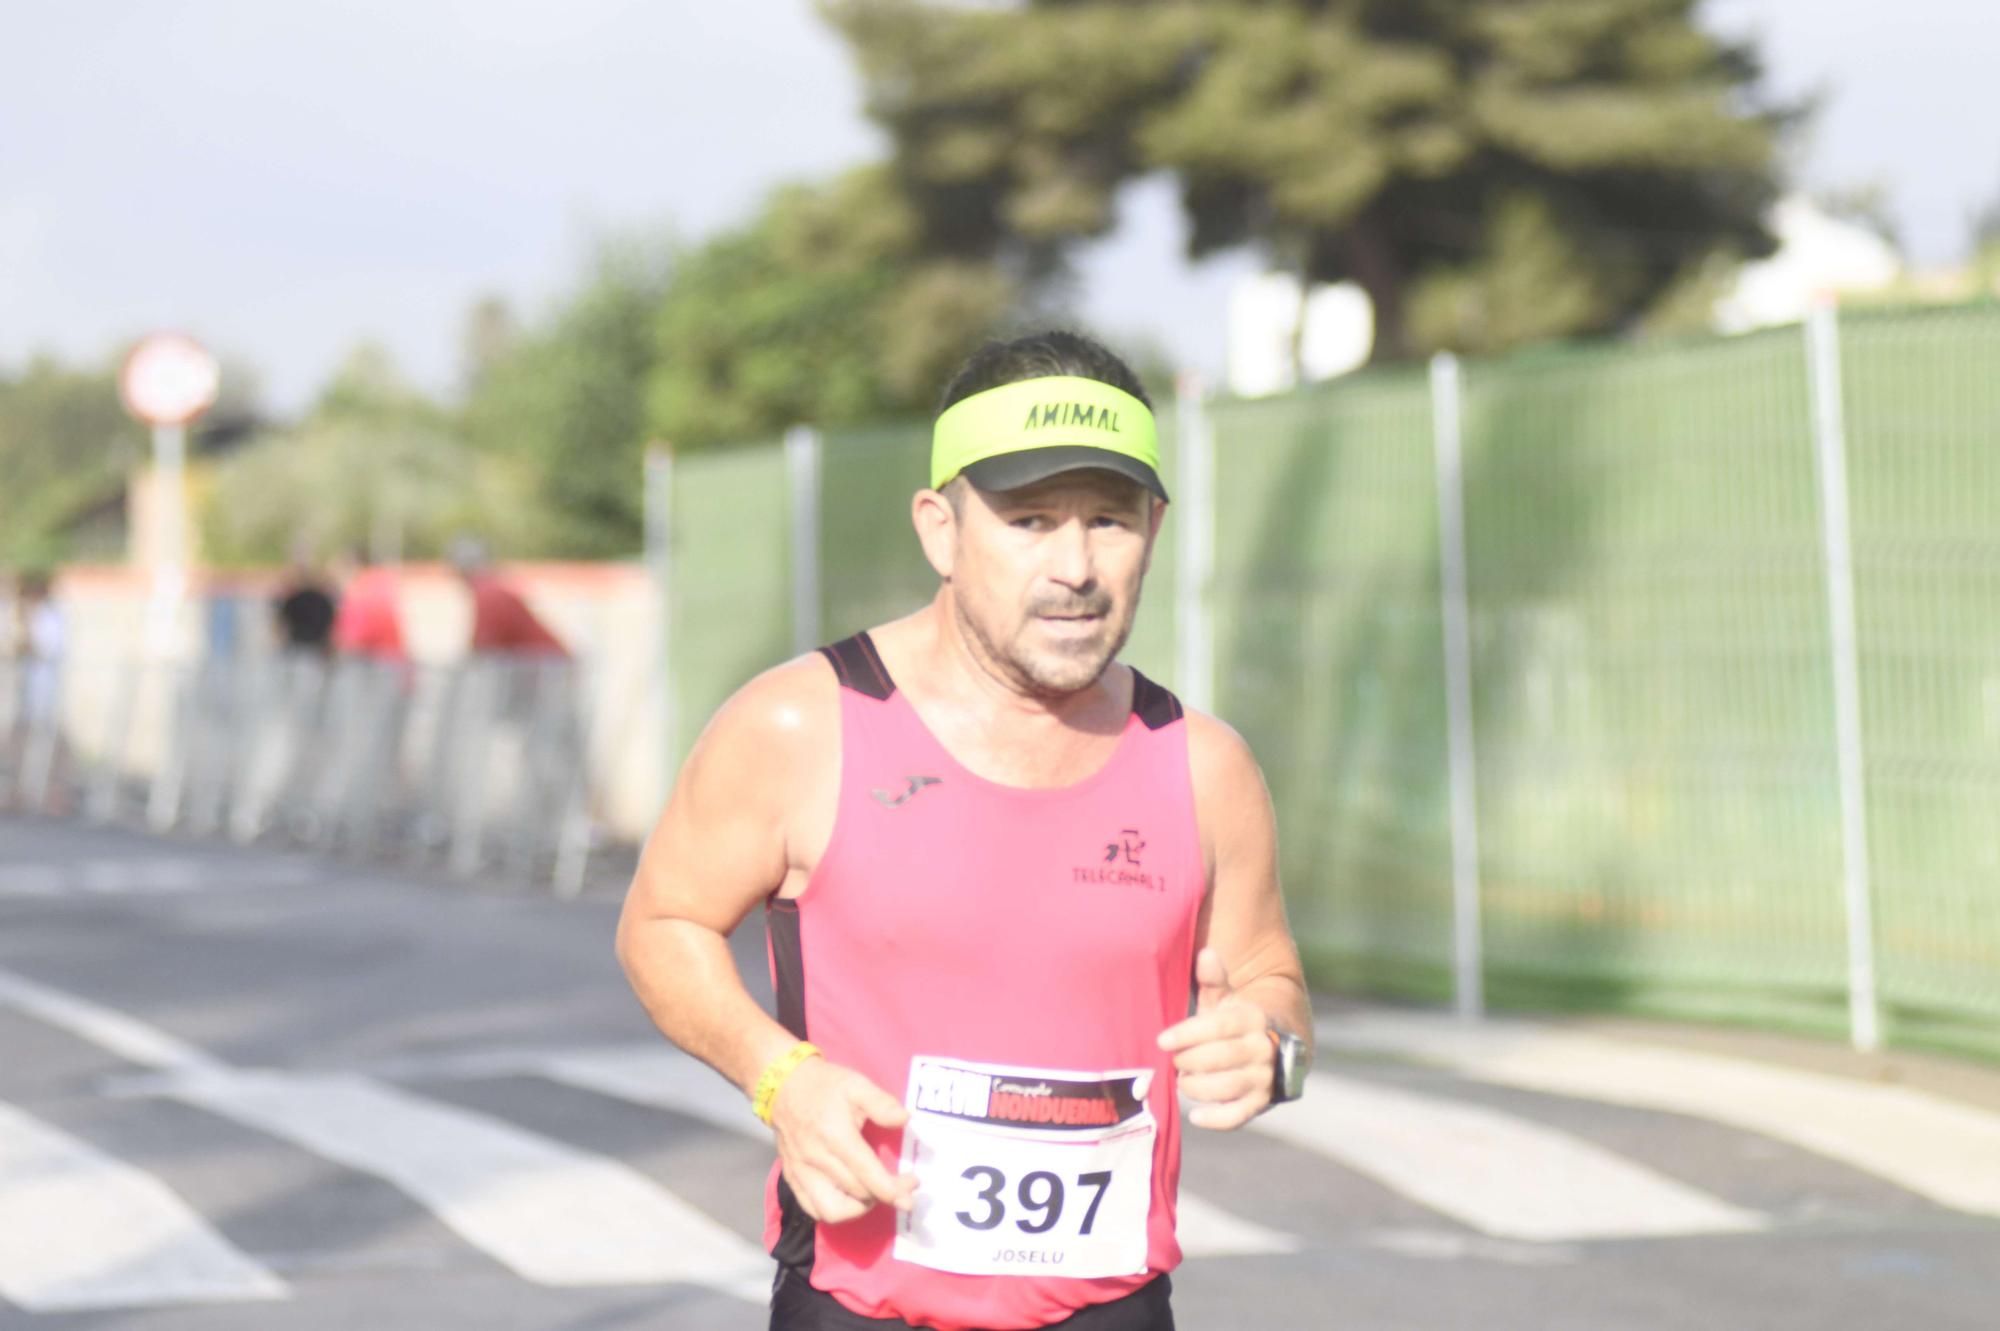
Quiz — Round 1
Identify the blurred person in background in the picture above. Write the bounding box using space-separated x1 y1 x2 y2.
273 544 338 657
318 547 410 844
8 569 71 812
447 535 568 658
329 547 406 663
15 569 66 730
617 330 1311 1331
445 536 584 858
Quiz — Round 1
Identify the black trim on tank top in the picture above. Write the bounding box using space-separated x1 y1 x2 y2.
819 634 897 701
765 897 817 1269
828 631 1184 732
1129 668 1184 731
767 898 809 1041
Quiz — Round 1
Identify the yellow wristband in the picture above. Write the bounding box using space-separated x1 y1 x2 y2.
752 1041 821 1125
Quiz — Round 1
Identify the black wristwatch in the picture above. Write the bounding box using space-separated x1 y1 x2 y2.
1268 1028 1309 1104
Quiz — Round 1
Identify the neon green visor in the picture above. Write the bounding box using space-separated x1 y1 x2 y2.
931 376 1168 502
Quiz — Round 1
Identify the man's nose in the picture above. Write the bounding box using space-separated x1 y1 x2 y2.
1045 517 1095 590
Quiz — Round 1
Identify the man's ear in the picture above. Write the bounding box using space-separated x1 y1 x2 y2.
913 488 957 579
1141 497 1167 575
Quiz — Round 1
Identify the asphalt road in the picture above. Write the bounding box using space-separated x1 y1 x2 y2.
2 813 1998 1330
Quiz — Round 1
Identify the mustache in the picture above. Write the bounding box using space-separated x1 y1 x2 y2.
1029 593 1113 618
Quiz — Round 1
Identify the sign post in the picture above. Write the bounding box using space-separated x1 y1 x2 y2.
119 333 220 652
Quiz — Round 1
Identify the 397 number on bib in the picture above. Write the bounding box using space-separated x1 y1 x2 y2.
954 1165 1113 1235
894 1057 1155 1279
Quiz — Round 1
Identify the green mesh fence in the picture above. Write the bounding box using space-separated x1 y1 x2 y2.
1118 409 1177 684
818 421 936 643
1840 305 2000 1056
1209 372 1455 998
661 304 2000 1057
1458 330 1848 1030
668 441 792 769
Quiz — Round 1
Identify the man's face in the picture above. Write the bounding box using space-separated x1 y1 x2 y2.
945 469 1162 697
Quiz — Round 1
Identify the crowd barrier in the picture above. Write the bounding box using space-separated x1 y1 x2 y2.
1 652 602 896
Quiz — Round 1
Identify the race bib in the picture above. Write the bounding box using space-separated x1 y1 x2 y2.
894 1056 1156 1279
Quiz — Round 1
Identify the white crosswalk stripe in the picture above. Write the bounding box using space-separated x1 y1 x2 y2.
0 1099 287 1312
171 1070 770 1299
0 966 221 1073
1319 1011 2000 1219
1253 1072 1767 1240
0 968 768 1302
9 958 1999 1320
534 1045 1302 1258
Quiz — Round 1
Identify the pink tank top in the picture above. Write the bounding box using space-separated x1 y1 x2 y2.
763 632 1203 1330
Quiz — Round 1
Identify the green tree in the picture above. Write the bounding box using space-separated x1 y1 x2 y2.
204 343 554 566
644 164 1015 451
461 239 671 556
826 0 1788 359
0 356 147 565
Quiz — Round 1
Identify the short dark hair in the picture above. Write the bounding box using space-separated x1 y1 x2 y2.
936 330 1152 418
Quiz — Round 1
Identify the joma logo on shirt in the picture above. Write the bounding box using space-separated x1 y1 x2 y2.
1023 402 1121 431
871 775 942 807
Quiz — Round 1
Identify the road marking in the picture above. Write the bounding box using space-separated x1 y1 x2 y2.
0 1099 287 1311
536 1046 1302 1258
1253 1072 1766 1241
172 1072 770 1297
541 1046 759 1138
1360 1227 1580 1267
1173 1192 1301 1256
0 967 219 1073
1320 1011 2000 1219
0 970 766 1300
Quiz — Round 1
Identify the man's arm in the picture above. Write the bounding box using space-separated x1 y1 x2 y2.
614 656 916 1221
1157 709 1314 1129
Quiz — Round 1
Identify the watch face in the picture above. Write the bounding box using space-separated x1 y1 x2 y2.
1272 1033 1309 1103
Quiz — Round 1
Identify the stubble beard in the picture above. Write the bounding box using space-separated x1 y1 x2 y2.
954 585 1138 700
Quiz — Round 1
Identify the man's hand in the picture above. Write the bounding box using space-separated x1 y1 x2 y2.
769 1056 919 1223
1157 947 1277 1130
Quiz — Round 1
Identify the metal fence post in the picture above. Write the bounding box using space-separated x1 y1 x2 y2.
1173 376 1216 713
786 425 823 657
1430 353 1485 1021
644 445 677 774
146 664 193 832
1806 299 1881 1053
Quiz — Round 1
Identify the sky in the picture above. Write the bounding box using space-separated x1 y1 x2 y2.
3 0 1996 413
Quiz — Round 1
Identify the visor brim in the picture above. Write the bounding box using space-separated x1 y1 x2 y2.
957 446 1169 503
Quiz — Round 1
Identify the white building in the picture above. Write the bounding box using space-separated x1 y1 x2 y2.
1225 272 1374 398
1712 195 1904 332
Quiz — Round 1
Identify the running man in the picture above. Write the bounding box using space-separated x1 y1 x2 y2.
617 331 1312 1331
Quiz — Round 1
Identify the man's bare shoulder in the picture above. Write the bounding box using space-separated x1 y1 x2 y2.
1182 706 1267 795
690 651 840 773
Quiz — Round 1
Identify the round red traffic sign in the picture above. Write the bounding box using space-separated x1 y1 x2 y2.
120 333 220 426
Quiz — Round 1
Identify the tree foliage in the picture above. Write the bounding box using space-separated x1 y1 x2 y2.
458 169 1015 554
825 0 1789 358
461 241 670 556
0 357 146 566
204 343 555 567
644 165 1015 451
